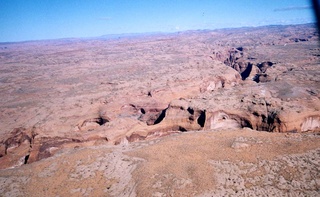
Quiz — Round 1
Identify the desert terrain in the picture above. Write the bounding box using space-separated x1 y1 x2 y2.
0 23 319 196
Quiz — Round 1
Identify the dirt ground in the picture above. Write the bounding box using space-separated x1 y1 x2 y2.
0 129 319 196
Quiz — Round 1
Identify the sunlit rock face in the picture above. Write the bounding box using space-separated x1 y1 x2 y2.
209 111 242 130
301 116 320 132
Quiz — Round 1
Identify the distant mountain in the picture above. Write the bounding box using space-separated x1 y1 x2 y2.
98 32 168 40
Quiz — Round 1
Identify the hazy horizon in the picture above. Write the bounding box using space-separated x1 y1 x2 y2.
0 22 317 44
0 0 316 43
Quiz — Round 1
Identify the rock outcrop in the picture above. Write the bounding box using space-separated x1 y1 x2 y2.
0 24 319 170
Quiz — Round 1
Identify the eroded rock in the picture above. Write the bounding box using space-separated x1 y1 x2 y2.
0 24 319 170
301 116 320 132
0 128 33 169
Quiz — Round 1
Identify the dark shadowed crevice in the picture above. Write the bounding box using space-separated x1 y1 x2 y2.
96 117 109 125
241 63 253 80
197 110 206 127
154 108 167 124
253 74 260 83
140 108 146 114
240 118 253 129
187 107 194 115
261 114 267 123
24 154 30 164
236 47 244 51
253 73 271 83
257 61 274 73
179 126 188 132
252 111 260 116
267 110 281 132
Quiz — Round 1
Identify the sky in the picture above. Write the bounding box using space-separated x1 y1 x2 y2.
0 0 316 42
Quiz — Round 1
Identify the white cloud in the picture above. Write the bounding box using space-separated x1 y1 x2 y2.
274 5 312 12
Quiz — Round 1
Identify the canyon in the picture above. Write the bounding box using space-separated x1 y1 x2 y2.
0 24 319 196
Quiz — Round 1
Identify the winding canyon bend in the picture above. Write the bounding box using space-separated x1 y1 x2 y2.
0 24 320 196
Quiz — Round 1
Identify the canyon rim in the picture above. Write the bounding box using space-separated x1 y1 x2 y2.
0 24 320 196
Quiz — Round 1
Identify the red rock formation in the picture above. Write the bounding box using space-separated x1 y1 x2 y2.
0 24 319 169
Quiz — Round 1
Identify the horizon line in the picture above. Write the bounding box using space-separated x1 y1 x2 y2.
0 22 316 44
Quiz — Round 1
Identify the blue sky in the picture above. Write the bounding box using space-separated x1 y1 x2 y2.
0 0 315 42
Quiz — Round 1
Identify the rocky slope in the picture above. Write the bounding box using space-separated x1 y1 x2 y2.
0 24 319 196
